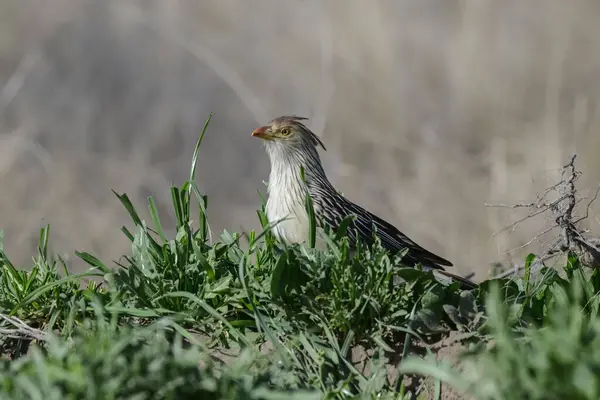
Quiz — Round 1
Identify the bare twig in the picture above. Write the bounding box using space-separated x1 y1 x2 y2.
492 252 557 279
488 154 600 278
497 226 555 257
574 184 600 225
488 193 571 237
485 202 542 209
0 314 47 342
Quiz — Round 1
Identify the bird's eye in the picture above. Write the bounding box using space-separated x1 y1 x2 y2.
280 128 291 136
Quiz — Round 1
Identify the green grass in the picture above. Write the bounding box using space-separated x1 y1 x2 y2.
0 114 599 399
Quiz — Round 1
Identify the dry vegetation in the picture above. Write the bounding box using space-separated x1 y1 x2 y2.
1 1 600 280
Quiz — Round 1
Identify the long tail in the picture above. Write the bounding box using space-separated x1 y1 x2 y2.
433 270 477 290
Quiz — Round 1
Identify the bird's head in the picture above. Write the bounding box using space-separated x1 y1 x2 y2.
251 116 326 153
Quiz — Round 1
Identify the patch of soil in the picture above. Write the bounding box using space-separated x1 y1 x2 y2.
192 330 476 399
349 330 476 400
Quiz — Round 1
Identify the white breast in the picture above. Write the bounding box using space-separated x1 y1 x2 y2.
266 164 310 244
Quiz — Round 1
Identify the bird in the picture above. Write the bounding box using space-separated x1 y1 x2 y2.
251 115 476 290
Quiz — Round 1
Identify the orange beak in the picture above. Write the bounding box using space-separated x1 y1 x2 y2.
251 126 271 139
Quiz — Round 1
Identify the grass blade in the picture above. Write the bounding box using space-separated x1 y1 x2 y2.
147 196 167 243
38 225 50 261
157 291 253 348
75 251 110 274
113 190 143 227
171 186 185 230
10 269 105 315
189 112 213 183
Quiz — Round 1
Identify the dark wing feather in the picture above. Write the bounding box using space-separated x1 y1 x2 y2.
340 200 453 270
320 196 476 288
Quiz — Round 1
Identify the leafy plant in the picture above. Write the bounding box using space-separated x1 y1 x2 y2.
1 114 599 400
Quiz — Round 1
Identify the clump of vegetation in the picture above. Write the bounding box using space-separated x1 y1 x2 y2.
0 115 599 399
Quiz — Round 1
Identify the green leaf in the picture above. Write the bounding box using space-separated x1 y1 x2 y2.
171 185 185 230
395 267 428 282
442 304 464 327
10 269 104 316
270 252 288 299
38 225 50 261
147 196 167 243
120 226 135 242
158 291 253 347
192 240 214 281
334 214 356 241
189 112 213 184
417 308 442 331
458 290 478 319
371 334 395 353
75 251 110 274
524 252 536 291
113 190 143 227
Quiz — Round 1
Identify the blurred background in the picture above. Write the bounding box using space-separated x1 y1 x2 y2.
1 0 599 280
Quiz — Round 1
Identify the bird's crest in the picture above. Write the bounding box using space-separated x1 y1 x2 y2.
271 115 327 151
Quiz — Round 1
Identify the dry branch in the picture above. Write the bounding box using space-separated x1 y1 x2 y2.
487 154 600 278
0 314 47 342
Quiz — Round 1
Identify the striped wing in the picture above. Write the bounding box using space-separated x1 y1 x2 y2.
320 196 453 270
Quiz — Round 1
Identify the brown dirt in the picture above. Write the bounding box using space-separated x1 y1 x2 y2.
347 331 475 400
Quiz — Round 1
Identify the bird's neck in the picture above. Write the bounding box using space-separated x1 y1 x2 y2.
266 146 331 199
264 144 340 244
267 152 308 200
